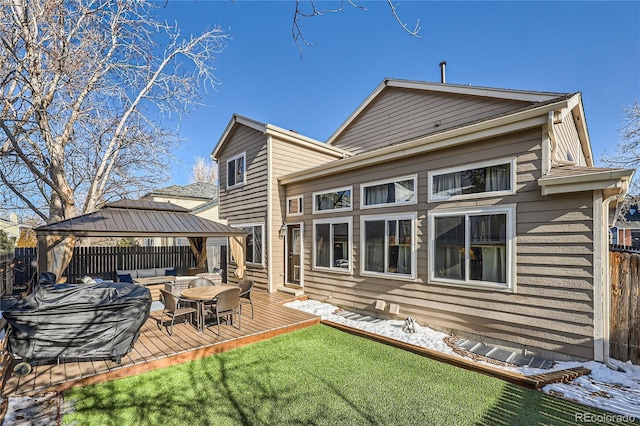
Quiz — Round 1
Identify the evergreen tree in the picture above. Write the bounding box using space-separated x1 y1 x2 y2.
0 230 14 254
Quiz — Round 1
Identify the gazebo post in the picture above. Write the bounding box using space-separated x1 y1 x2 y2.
36 233 48 282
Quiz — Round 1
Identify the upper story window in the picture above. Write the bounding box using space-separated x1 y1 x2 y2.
361 175 417 209
287 195 303 216
313 187 352 213
428 158 516 202
429 205 515 290
227 152 246 189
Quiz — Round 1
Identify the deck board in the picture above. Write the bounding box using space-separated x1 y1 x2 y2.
1 292 317 397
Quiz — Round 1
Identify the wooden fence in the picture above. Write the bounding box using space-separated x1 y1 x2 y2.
11 246 197 289
610 250 640 364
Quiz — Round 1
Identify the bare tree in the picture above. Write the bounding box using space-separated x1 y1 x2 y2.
191 157 218 184
602 101 640 216
0 0 228 223
292 0 421 55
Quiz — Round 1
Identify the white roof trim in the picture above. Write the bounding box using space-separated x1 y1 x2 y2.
538 169 634 196
211 114 349 160
326 78 567 146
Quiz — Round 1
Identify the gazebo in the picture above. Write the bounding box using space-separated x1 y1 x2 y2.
34 199 247 283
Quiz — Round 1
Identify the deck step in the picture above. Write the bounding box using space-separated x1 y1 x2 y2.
277 287 304 297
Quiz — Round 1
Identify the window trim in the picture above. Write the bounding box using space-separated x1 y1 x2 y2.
226 152 246 189
428 204 516 291
312 217 353 274
428 157 517 202
286 195 304 217
360 174 418 210
360 211 418 281
231 222 265 267
312 186 353 214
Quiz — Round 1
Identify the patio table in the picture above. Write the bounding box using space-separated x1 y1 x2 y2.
181 285 236 332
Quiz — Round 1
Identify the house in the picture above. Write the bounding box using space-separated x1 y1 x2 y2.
0 213 21 243
142 182 226 271
211 78 634 362
610 203 640 247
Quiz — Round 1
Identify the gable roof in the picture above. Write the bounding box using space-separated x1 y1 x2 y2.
280 92 580 185
211 114 349 161
35 200 246 238
614 204 640 229
326 78 568 146
145 182 218 202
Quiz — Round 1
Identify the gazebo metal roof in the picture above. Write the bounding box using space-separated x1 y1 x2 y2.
35 199 246 238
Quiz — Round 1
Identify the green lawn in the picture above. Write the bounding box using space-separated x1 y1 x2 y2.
63 324 617 425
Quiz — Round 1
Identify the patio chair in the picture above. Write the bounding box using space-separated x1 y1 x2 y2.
159 289 197 336
188 277 216 312
238 279 254 319
208 286 241 336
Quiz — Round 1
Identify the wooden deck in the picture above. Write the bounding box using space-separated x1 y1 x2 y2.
1 292 318 397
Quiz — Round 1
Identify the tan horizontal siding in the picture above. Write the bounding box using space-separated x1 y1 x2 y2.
332 87 531 154
287 127 596 360
270 138 346 288
218 125 268 223
553 114 586 165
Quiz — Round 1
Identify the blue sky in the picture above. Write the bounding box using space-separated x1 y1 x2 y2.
153 1 640 185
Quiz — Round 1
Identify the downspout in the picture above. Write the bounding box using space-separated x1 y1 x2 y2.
601 191 628 371
267 135 273 293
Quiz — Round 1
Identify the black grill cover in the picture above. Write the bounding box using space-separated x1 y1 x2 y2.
4 272 151 362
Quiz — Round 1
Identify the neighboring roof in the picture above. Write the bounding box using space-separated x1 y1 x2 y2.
145 182 218 202
613 203 640 229
280 92 578 185
325 78 568 146
211 114 350 161
190 199 218 215
35 199 246 238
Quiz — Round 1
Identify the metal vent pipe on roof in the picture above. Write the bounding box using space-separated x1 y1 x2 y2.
439 61 447 83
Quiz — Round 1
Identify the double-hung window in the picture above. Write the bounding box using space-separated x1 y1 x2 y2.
429 205 515 289
361 212 416 279
232 223 264 265
227 153 246 189
361 175 417 208
313 187 352 213
428 157 516 202
313 218 352 272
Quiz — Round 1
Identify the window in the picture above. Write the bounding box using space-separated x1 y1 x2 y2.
287 195 303 216
313 218 352 272
429 158 516 202
429 206 515 289
361 213 416 278
361 175 417 208
232 224 264 265
313 187 352 213
227 153 246 188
